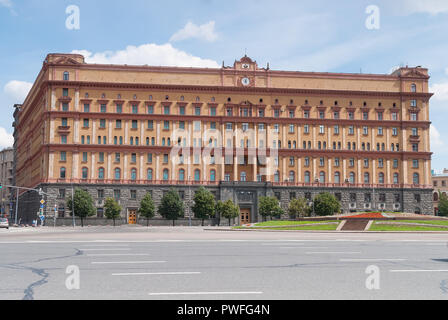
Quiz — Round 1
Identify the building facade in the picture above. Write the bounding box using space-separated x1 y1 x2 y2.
15 53 434 224
432 169 448 215
0 148 14 217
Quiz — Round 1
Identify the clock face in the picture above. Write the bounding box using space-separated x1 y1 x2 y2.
242 63 250 69
241 77 251 86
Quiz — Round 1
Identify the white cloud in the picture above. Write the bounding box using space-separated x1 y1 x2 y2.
430 82 448 101
170 21 218 42
3 80 32 102
396 0 448 15
72 43 220 68
431 124 445 151
0 0 12 8
0 127 13 149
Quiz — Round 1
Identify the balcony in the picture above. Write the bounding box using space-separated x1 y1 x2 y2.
58 126 71 134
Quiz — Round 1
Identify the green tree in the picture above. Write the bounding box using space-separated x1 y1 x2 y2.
158 189 184 226
104 198 122 227
66 188 95 227
217 200 239 226
438 191 448 216
259 196 281 221
138 192 156 226
288 198 310 219
313 192 341 216
192 187 216 226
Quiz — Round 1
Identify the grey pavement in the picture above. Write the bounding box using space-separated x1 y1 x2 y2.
0 226 448 300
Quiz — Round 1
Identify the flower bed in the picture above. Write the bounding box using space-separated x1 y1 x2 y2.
343 212 385 219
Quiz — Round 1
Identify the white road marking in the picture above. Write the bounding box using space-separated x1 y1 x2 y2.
113 272 201 276
390 269 448 273
92 261 166 265
306 252 361 254
86 254 151 257
148 292 263 296
340 259 407 262
81 248 131 251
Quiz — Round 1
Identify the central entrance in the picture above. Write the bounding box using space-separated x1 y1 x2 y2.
240 208 251 225
128 209 137 225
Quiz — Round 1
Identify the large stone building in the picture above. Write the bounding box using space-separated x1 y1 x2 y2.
15 53 434 224
0 148 14 217
432 169 448 215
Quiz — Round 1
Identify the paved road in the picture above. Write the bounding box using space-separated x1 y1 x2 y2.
0 226 447 300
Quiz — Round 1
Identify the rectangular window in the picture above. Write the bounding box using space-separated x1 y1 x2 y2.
130 190 137 199
84 104 90 113
62 88 69 97
82 152 88 162
164 106 170 115
115 153 121 163
116 120 122 129
100 104 107 113
99 152 104 163
210 107 216 116
147 105 154 114
132 120 138 129
61 118 68 127
148 120 154 130
60 151 66 161
195 107 201 116
61 135 67 144
179 121 185 130
116 104 122 113
164 121 170 130
62 103 69 111
334 125 339 135
132 105 138 114
99 119 106 129
131 153 137 163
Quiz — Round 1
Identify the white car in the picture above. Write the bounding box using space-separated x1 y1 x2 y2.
0 218 9 229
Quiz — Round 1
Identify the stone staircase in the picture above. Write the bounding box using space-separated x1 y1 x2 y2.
340 219 371 231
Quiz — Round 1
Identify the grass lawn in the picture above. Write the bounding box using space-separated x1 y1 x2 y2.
254 220 337 227
389 220 448 227
370 222 448 232
262 224 339 231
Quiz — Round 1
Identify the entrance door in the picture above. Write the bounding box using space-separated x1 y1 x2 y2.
240 208 251 225
128 210 137 225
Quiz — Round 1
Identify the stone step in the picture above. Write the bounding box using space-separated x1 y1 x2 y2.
341 219 370 231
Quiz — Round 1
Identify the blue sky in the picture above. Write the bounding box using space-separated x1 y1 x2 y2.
1 0 447 171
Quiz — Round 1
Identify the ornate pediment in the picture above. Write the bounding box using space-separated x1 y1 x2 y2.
53 56 82 65
397 68 429 79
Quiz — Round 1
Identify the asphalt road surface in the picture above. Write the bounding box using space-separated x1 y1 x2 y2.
0 226 447 300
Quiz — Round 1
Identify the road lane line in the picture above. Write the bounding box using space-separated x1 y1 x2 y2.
341 259 407 262
148 292 263 296
92 261 166 264
113 272 201 276
390 269 448 273
87 254 151 257
306 252 361 254
81 248 132 251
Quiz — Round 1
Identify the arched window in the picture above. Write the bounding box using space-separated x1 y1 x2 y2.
305 171 311 183
319 171 326 184
60 167 66 179
393 173 399 184
63 71 69 81
413 173 420 185
411 83 417 92
163 169 169 181
334 172 341 184
378 173 385 184
179 169 185 181
364 172 370 184
210 170 216 182
115 168 121 180
194 169 201 182
240 171 247 182
274 171 280 183
289 171 295 182
98 168 105 180
349 172 355 184
147 169 153 181
433 192 439 202
131 168 137 181
82 167 88 180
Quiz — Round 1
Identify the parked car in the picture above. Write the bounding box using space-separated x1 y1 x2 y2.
0 218 9 229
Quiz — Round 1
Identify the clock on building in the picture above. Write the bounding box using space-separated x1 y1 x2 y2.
241 77 251 86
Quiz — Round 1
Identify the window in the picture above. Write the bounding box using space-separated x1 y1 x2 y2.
99 152 104 163
179 169 185 181
240 171 247 182
60 167 66 179
334 172 341 184
378 127 383 135
334 125 340 135
378 173 385 184
114 168 121 180
364 172 370 184
363 112 368 120
210 107 216 116
147 105 154 114
62 88 69 97
132 105 138 114
82 167 88 180
116 120 122 129
413 173 420 185
411 113 417 121
164 121 170 130
391 112 398 121
84 104 90 113
164 106 170 115
131 169 137 181
410 100 417 107
98 168 105 180
393 173 399 184
100 104 107 113
114 190 121 200
163 169 169 181
60 151 66 162
116 104 122 113
132 120 138 129
99 119 106 129
319 125 325 134
82 152 88 162
412 160 419 168
304 171 311 183
147 169 153 180
349 172 355 184
63 72 69 81
411 84 417 92
274 171 280 183
83 119 89 128
148 120 154 130
195 107 201 116
319 171 326 183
